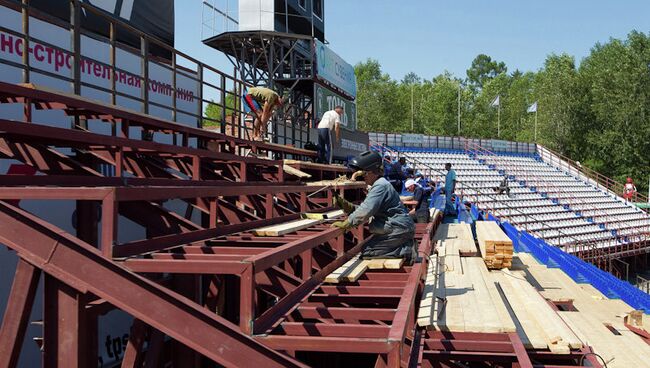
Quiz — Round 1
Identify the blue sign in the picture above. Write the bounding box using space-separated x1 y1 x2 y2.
314 39 357 98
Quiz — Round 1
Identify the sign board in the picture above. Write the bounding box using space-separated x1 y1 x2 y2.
491 139 509 152
314 84 356 131
402 133 423 145
314 39 357 98
309 127 369 160
0 5 198 367
0 6 199 128
30 0 174 57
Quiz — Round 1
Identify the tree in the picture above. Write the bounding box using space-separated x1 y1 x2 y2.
466 54 507 89
204 93 236 128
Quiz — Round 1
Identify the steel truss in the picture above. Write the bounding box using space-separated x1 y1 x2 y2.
0 81 606 367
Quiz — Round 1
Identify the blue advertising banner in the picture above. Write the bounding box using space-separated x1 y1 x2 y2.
314 39 357 98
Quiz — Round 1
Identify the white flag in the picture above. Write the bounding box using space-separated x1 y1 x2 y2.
490 95 500 107
527 101 538 113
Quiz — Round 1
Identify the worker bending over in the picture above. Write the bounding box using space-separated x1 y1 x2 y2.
317 106 343 164
332 151 416 263
404 178 431 223
243 86 285 141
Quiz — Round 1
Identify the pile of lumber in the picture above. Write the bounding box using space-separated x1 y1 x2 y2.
476 221 513 269
418 240 516 333
324 256 404 283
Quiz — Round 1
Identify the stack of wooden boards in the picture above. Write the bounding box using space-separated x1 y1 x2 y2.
516 253 650 367
418 249 583 352
252 210 343 236
417 240 516 334
324 255 404 283
476 221 513 269
433 223 476 254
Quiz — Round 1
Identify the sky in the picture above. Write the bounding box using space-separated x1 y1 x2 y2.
176 0 650 81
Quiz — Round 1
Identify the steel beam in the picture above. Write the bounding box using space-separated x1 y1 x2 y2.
0 202 305 368
0 259 41 368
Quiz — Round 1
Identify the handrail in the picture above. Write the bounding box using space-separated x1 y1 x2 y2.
0 1 311 147
371 141 606 256
537 144 649 205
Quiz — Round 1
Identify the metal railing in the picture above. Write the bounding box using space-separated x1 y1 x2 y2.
537 144 650 206
0 0 311 147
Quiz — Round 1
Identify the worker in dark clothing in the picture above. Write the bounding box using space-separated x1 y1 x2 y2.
405 178 431 223
494 175 510 196
386 157 408 192
332 151 416 263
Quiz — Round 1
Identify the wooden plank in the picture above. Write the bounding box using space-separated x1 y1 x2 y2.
503 269 582 349
465 257 513 333
343 260 370 282
253 218 321 236
477 265 517 333
366 259 387 270
382 258 404 270
302 210 344 220
324 256 361 284
282 164 312 179
494 272 548 349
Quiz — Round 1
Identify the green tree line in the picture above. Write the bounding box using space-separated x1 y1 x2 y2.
355 31 650 196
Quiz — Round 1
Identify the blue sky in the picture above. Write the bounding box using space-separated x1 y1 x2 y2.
176 0 650 81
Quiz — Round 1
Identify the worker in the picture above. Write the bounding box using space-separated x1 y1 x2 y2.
331 151 416 263
494 174 510 196
415 171 428 187
624 177 637 204
242 86 285 141
443 163 457 215
405 178 431 223
386 157 408 192
317 106 343 164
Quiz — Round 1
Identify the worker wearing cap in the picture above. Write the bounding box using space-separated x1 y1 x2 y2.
331 151 416 262
405 178 431 223
243 86 285 141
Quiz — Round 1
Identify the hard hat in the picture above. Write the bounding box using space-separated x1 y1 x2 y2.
405 179 417 189
349 151 383 172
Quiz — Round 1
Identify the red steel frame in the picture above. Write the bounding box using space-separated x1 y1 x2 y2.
0 38 613 368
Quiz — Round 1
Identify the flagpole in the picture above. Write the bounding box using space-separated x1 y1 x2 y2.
497 103 501 138
534 109 538 142
457 83 461 135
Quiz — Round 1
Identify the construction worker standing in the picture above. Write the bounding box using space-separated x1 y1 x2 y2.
443 163 457 215
331 151 416 263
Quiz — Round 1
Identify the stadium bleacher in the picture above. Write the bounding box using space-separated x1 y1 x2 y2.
385 145 650 256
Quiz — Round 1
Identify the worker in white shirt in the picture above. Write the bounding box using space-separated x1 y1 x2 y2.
317 106 343 164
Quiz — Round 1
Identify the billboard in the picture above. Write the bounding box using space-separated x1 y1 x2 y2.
0 5 196 367
314 39 356 98
30 0 174 56
314 84 356 131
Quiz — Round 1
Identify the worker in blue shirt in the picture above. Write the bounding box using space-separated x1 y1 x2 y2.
443 163 457 215
386 156 408 192
415 171 428 187
332 151 416 264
